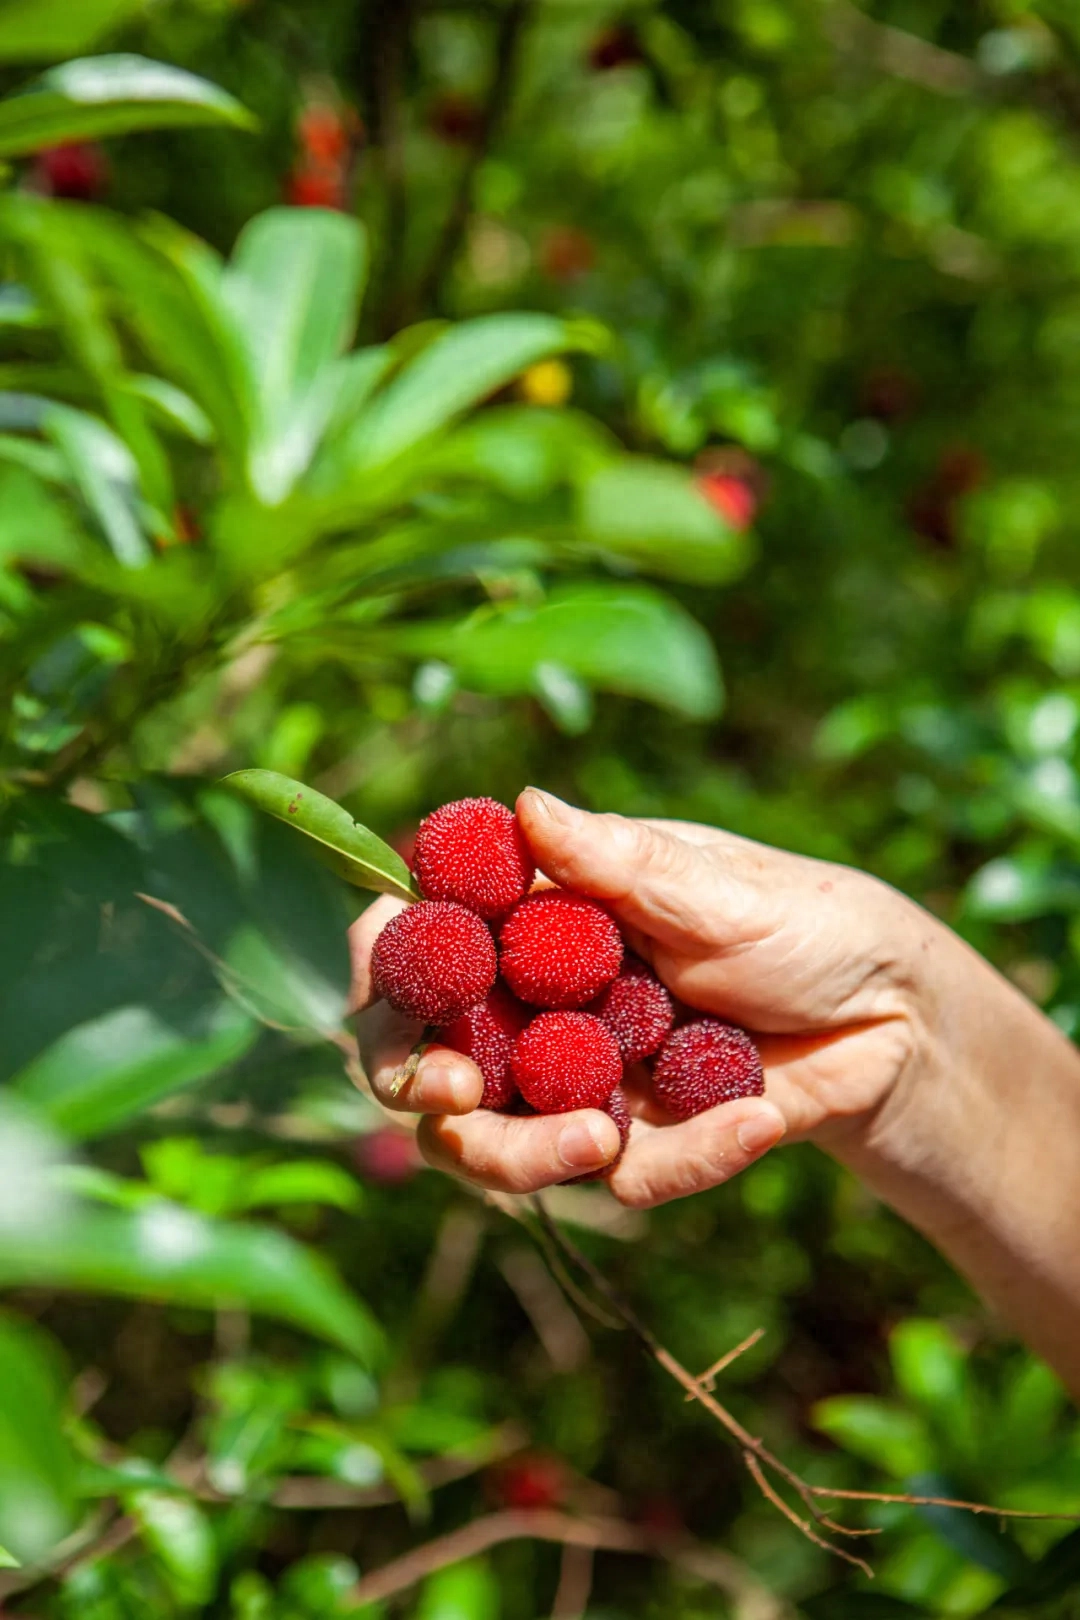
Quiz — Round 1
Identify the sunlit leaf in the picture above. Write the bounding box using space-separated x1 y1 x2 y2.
386 584 723 720
223 770 419 899
810 1395 932 1477
0 1313 77 1563
0 55 256 156
127 1490 217 1608
13 1001 257 1139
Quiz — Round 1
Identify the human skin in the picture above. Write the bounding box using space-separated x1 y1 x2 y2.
350 788 1080 1394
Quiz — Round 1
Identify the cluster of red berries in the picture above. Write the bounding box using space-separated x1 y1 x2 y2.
370 797 764 1180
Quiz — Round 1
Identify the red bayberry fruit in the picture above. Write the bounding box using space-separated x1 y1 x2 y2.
439 983 531 1111
414 797 535 920
298 103 348 165
355 1127 422 1184
652 1019 764 1120
510 1011 622 1113
286 167 347 209
589 955 675 1064
588 23 644 71
428 93 483 145
499 890 623 1008
371 901 497 1025
490 1451 568 1510
697 472 757 531
538 225 595 282
35 142 107 201
563 1085 632 1183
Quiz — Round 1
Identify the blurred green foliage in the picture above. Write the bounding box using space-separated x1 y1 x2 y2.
3 0 1080 1614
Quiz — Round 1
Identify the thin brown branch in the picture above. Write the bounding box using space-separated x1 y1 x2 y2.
531 1197 1080 1571
685 1328 765 1397
744 1452 872 1579
416 0 535 312
347 1508 795 1618
550 1542 593 1620
824 0 982 95
272 1421 527 1508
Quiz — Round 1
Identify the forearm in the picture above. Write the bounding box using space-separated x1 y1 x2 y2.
835 921 1080 1393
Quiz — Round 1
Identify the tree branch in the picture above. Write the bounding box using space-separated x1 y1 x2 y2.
416 0 535 313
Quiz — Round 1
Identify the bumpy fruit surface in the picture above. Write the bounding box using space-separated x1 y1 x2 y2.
509 1011 622 1113
563 1086 633 1184
652 1019 764 1119
590 955 675 1064
414 797 535 920
499 890 623 1008
371 901 497 1025
439 984 531 1111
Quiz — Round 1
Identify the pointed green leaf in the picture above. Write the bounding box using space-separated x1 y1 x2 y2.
13 1001 257 1139
0 1313 77 1563
0 1201 383 1364
222 770 419 899
385 584 723 721
338 313 574 473
578 458 753 584
0 55 256 156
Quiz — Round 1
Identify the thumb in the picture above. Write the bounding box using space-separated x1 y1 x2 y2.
516 789 756 948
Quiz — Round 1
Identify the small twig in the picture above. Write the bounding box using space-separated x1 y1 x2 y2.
271 1421 528 1509
346 1508 794 1617
685 1329 765 1397
824 0 982 94
530 1197 1080 1570
389 1028 437 1098
550 1542 593 1620
744 1452 872 1579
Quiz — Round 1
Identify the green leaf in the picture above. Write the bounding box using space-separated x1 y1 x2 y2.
0 1313 77 1563
224 209 369 503
0 55 256 156
128 1490 216 1608
416 1561 499 1620
0 1543 20 1569
889 1320 968 1414
222 770 419 899
44 404 151 567
0 0 145 61
12 1001 257 1139
338 313 574 472
810 1396 933 1477
906 1471 1031 1583
387 584 723 721
237 1160 362 1215
991 1526 1080 1609
578 458 753 584
0 1200 383 1363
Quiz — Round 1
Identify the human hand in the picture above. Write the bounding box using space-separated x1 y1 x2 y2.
349 789 938 1208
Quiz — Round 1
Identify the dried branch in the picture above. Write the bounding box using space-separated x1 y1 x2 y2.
824 0 982 95
346 1507 796 1619
271 1420 527 1509
550 1542 593 1619
685 1328 765 1397
531 1197 1080 1571
416 0 535 312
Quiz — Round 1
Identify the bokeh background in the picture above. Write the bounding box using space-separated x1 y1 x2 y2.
3 0 1080 1614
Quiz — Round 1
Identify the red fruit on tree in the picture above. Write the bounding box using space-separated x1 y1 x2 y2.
285 168 347 209
588 23 644 71
562 1085 633 1183
499 890 623 1008
538 225 595 282
371 901 497 1025
697 472 757 531
414 797 535 920
439 983 532 1111
298 103 348 165
355 1127 422 1184
589 955 675 1064
35 142 107 201
490 1452 568 1510
509 1011 622 1113
652 1019 764 1119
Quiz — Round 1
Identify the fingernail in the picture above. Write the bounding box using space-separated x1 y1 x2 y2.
558 1119 612 1170
524 787 576 826
737 1106 786 1157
